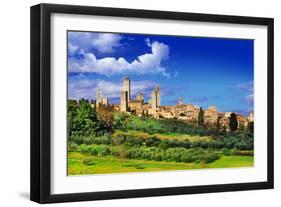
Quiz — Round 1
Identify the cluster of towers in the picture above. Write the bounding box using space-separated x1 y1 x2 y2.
94 76 253 129
120 76 160 113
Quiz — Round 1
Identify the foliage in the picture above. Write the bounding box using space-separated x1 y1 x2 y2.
82 157 95 165
232 149 254 156
96 105 114 133
68 142 78 152
248 121 254 134
67 100 254 168
67 99 111 137
222 148 231 156
229 113 238 131
198 107 204 127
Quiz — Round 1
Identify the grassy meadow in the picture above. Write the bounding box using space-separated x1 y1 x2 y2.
68 152 253 175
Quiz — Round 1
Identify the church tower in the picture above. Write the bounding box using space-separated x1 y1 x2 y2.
123 76 131 101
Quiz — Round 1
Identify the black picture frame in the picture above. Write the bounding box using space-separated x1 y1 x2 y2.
30 3 274 204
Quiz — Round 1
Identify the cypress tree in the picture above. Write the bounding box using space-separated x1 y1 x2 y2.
229 113 238 131
198 107 204 127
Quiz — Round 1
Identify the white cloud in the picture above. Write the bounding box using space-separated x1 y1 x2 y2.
68 32 123 54
68 78 156 101
92 33 123 53
68 42 79 53
68 40 170 77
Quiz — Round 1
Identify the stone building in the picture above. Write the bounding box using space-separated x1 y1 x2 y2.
217 113 230 130
128 100 143 114
136 92 144 101
93 76 251 129
119 77 148 115
237 114 248 128
95 89 109 107
185 104 199 122
123 76 131 101
101 97 108 106
204 106 218 125
151 86 161 113
248 112 254 122
95 89 102 106
178 96 184 106
120 91 128 112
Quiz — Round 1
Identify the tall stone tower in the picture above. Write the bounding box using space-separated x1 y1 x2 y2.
120 91 128 112
123 76 131 101
151 85 161 112
96 89 102 107
178 96 184 105
156 85 160 106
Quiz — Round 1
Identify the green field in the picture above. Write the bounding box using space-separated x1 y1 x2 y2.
68 152 254 175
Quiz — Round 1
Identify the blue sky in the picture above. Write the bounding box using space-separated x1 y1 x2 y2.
68 31 254 115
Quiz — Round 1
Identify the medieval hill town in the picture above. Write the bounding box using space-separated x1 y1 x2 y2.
94 76 254 131
68 76 254 175
67 32 254 175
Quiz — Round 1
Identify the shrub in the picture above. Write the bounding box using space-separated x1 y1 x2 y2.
99 146 111 156
79 144 90 154
203 153 220 163
145 137 161 147
82 157 95 165
68 142 78 152
89 147 98 155
181 152 195 163
222 148 231 156
232 149 254 156
151 151 164 161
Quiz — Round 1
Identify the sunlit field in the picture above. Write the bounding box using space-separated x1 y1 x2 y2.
68 152 253 175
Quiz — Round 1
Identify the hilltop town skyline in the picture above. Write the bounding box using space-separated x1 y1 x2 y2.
93 76 253 130
68 31 254 115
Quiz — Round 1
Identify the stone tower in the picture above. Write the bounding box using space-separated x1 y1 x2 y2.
123 76 131 101
120 91 128 112
136 92 144 101
178 96 184 105
151 85 161 112
156 85 160 106
96 89 102 107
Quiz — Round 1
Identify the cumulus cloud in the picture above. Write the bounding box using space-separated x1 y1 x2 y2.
68 78 156 101
68 32 123 54
68 40 170 77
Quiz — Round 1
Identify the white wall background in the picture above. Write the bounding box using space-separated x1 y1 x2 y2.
0 0 279 206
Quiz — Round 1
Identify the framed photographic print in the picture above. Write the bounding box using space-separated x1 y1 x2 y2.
30 3 274 203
